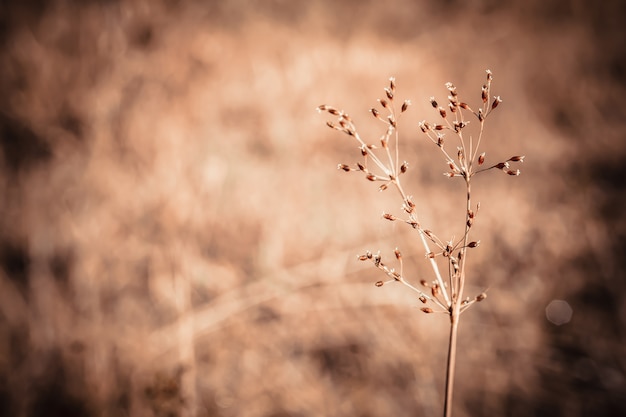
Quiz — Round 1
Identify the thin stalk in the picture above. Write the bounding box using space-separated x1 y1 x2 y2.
444 177 473 417
443 310 460 417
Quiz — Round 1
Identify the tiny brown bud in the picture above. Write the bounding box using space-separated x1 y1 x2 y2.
356 162 366 171
317 104 327 112
326 121 335 129
486 69 493 81
478 152 486 165
380 99 388 108
432 284 440 297
400 161 408 173
388 115 396 127
358 254 370 261
494 162 509 170
468 241 480 248
478 108 484 121
420 279 429 287
329 108 340 115
475 292 487 302
421 307 434 314
435 124 445 131
437 136 444 147
439 107 447 118
508 155 525 162
378 183 388 191
384 88 394 100
427 252 435 259
381 137 388 149
394 248 402 260
506 169 521 176
459 102 469 110
466 218 473 228
383 213 397 221
366 174 377 181
371 108 380 119
491 96 502 110
430 97 438 108
389 77 396 92
375 281 384 287
419 295 427 304
338 164 351 172
481 85 488 103
401 100 410 113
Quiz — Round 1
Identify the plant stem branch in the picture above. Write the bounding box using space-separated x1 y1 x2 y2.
443 310 460 417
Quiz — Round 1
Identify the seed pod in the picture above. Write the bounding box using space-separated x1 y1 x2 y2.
478 152 486 165
375 281 384 287
419 295 427 304
371 108 380 119
491 96 502 110
337 164 351 172
475 293 487 302
468 241 480 248
401 100 411 113
383 213 397 221
509 155 525 162
394 248 402 260
421 307 434 314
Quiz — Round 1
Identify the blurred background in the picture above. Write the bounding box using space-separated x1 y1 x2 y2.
1 0 625 416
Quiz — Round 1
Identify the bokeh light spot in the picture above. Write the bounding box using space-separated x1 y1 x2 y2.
545 299 573 325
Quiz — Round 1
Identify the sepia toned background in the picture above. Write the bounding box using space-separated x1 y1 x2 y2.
1 1 625 416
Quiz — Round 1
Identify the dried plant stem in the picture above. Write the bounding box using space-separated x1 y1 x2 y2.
318 71 524 417
444 313 459 417
444 178 472 417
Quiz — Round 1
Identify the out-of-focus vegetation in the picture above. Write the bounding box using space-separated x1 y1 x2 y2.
0 1 625 416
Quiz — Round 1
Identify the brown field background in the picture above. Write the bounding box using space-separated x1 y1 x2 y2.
1 1 625 416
